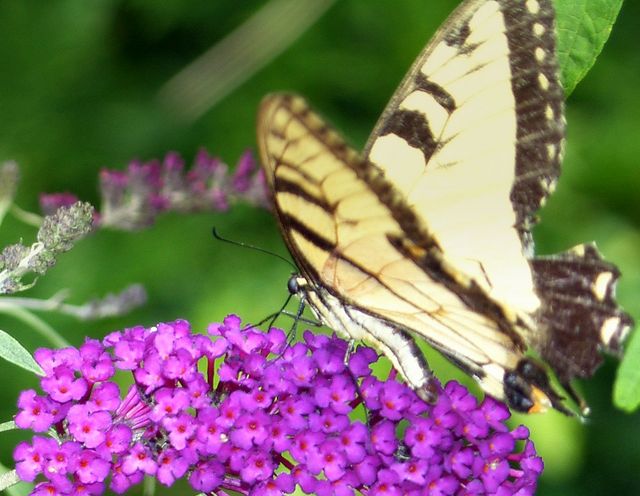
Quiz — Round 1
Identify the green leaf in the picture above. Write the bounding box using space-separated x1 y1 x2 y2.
554 0 623 95
0 329 44 376
0 466 29 496
614 327 640 412
0 421 16 433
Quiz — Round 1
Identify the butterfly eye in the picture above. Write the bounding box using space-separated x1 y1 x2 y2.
288 275 308 295
503 370 535 413
287 276 299 295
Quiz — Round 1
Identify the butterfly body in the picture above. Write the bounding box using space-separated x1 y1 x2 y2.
257 0 632 414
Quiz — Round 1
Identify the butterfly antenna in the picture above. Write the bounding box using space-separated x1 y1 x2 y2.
213 227 303 336
254 292 295 331
213 228 323 355
212 227 297 271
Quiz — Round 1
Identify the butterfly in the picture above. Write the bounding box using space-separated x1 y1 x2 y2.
256 0 632 415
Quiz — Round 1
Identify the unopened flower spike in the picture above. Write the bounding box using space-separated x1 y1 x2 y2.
12 315 543 496
0 201 94 294
41 149 270 231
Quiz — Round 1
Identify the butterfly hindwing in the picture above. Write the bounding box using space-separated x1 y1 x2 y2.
530 244 632 405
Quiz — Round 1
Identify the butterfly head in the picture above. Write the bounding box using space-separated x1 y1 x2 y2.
504 358 573 415
288 274 317 299
287 274 303 296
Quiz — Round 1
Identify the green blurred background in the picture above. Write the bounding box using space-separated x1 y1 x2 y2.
0 0 638 494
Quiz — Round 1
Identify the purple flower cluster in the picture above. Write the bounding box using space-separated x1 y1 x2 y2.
40 149 269 230
13 316 543 495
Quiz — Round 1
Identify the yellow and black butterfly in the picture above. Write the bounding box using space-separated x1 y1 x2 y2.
256 0 632 415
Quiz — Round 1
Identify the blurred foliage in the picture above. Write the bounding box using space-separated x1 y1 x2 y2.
0 1 638 495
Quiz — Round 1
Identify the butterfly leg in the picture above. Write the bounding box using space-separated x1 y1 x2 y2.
341 338 374 429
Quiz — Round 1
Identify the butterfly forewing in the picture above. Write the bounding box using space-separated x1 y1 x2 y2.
364 0 564 320
258 94 530 403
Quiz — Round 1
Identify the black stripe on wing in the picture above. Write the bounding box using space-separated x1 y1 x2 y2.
502 0 565 245
376 77 455 165
414 75 456 113
274 171 335 213
378 110 440 165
